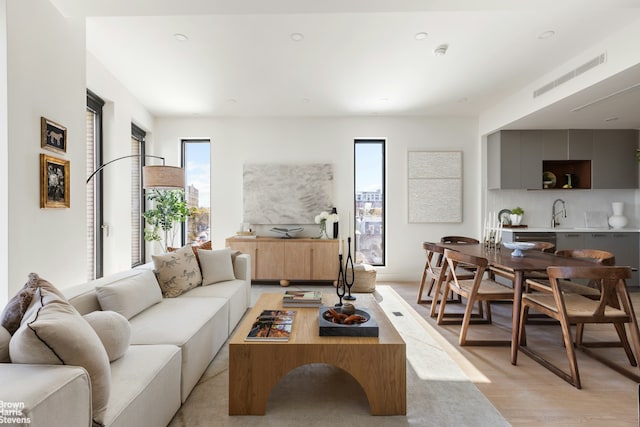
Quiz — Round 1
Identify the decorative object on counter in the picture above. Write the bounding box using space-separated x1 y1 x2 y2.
503 241 536 257
543 171 556 189
315 210 338 239
498 209 512 225
482 211 503 249
608 202 628 229
270 227 303 238
330 207 339 238
584 211 608 229
509 207 524 226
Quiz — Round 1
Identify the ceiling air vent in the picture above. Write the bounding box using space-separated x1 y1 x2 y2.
533 53 606 98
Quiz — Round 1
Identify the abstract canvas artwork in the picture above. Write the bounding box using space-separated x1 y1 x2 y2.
407 151 462 223
243 163 334 224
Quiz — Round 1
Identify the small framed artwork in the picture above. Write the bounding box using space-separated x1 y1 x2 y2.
40 154 70 208
40 116 67 153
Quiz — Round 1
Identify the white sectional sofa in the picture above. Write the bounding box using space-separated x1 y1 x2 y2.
0 251 251 427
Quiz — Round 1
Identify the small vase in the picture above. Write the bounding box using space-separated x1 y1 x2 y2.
608 202 628 229
318 221 329 239
509 214 523 226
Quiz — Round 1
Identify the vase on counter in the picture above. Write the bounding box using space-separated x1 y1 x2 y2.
608 202 628 229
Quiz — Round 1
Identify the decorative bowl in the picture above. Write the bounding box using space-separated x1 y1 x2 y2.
503 242 535 257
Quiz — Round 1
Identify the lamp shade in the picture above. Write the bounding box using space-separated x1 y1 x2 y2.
142 165 184 189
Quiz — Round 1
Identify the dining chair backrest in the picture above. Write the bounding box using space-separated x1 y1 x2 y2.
443 249 487 279
554 249 615 266
547 265 632 318
440 236 480 245
528 241 556 253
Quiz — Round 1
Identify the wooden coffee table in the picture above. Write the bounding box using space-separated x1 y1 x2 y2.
228 292 406 415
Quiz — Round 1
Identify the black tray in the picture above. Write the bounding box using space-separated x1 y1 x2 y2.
318 306 379 337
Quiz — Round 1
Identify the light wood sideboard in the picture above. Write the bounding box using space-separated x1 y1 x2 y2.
225 237 339 282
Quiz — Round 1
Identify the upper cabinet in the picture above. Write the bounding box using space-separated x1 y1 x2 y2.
487 129 638 190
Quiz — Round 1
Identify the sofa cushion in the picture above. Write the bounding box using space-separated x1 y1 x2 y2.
168 240 212 266
9 287 111 425
0 326 9 363
153 245 202 297
1 273 66 335
199 248 236 285
95 269 162 319
84 311 131 362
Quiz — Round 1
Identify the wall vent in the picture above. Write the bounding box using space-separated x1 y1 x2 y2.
533 53 606 98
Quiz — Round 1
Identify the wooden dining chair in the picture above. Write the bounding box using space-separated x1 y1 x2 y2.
437 249 514 346
526 249 615 296
516 265 640 389
416 242 475 318
440 236 480 244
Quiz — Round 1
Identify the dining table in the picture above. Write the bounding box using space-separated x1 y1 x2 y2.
437 242 600 364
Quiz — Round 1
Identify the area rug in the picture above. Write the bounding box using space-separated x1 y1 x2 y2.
168 286 509 426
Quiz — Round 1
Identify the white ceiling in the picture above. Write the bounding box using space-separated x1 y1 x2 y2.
50 0 640 129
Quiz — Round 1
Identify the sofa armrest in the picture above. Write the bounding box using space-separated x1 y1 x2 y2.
233 253 251 282
0 364 91 427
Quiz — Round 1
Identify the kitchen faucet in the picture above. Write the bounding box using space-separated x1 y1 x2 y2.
551 198 566 228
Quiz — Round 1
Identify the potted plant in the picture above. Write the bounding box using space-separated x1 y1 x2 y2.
510 207 524 226
143 189 194 252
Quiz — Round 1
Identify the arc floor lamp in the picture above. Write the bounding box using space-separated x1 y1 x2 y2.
86 154 184 189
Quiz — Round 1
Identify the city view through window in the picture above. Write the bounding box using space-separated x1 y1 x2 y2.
183 140 211 245
354 140 385 266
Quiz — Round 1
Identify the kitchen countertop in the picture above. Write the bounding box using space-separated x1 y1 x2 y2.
502 227 640 233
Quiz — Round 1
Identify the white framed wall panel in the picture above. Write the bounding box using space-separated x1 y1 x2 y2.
408 151 462 223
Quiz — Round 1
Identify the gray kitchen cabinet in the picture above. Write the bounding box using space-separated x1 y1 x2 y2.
555 232 585 250
539 130 568 160
567 129 593 160
556 231 639 285
488 130 525 189
591 130 638 189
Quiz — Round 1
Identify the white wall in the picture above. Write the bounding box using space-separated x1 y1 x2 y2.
153 116 480 281
0 0 8 307
6 0 86 296
86 53 155 276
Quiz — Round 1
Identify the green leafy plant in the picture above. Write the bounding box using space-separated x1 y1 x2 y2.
143 189 194 252
511 207 524 215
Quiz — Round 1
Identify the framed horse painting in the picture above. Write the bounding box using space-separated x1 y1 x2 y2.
41 116 67 154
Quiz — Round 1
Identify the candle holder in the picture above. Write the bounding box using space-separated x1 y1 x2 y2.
344 237 356 301
335 254 346 307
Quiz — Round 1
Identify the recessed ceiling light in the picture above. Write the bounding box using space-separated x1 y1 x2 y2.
538 30 555 40
302 98 311 103
290 33 304 42
458 97 468 103
226 98 237 104
415 32 428 40
379 97 389 102
433 44 448 57
173 33 189 42
605 116 619 122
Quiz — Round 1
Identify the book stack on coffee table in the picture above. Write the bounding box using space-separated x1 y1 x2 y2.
282 290 323 307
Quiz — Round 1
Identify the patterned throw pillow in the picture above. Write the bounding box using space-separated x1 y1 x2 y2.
10 287 111 425
152 245 203 297
167 240 212 266
0 273 67 335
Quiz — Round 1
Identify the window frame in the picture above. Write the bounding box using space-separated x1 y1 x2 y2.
353 138 386 266
86 90 105 279
131 123 146 267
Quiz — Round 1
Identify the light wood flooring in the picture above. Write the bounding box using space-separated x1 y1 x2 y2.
389 280 640 427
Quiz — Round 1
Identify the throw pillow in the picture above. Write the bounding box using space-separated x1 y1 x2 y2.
153 244 202 297
84 311 131 362
198 248 236 285
95 270 162 319
168 240 212 266
10 287 111 425
0 326 9 363
0 273 67 335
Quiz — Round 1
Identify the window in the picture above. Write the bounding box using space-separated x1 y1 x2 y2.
354 139 385 266
131 124 145 266
182 140 211 245
86 90 105 279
